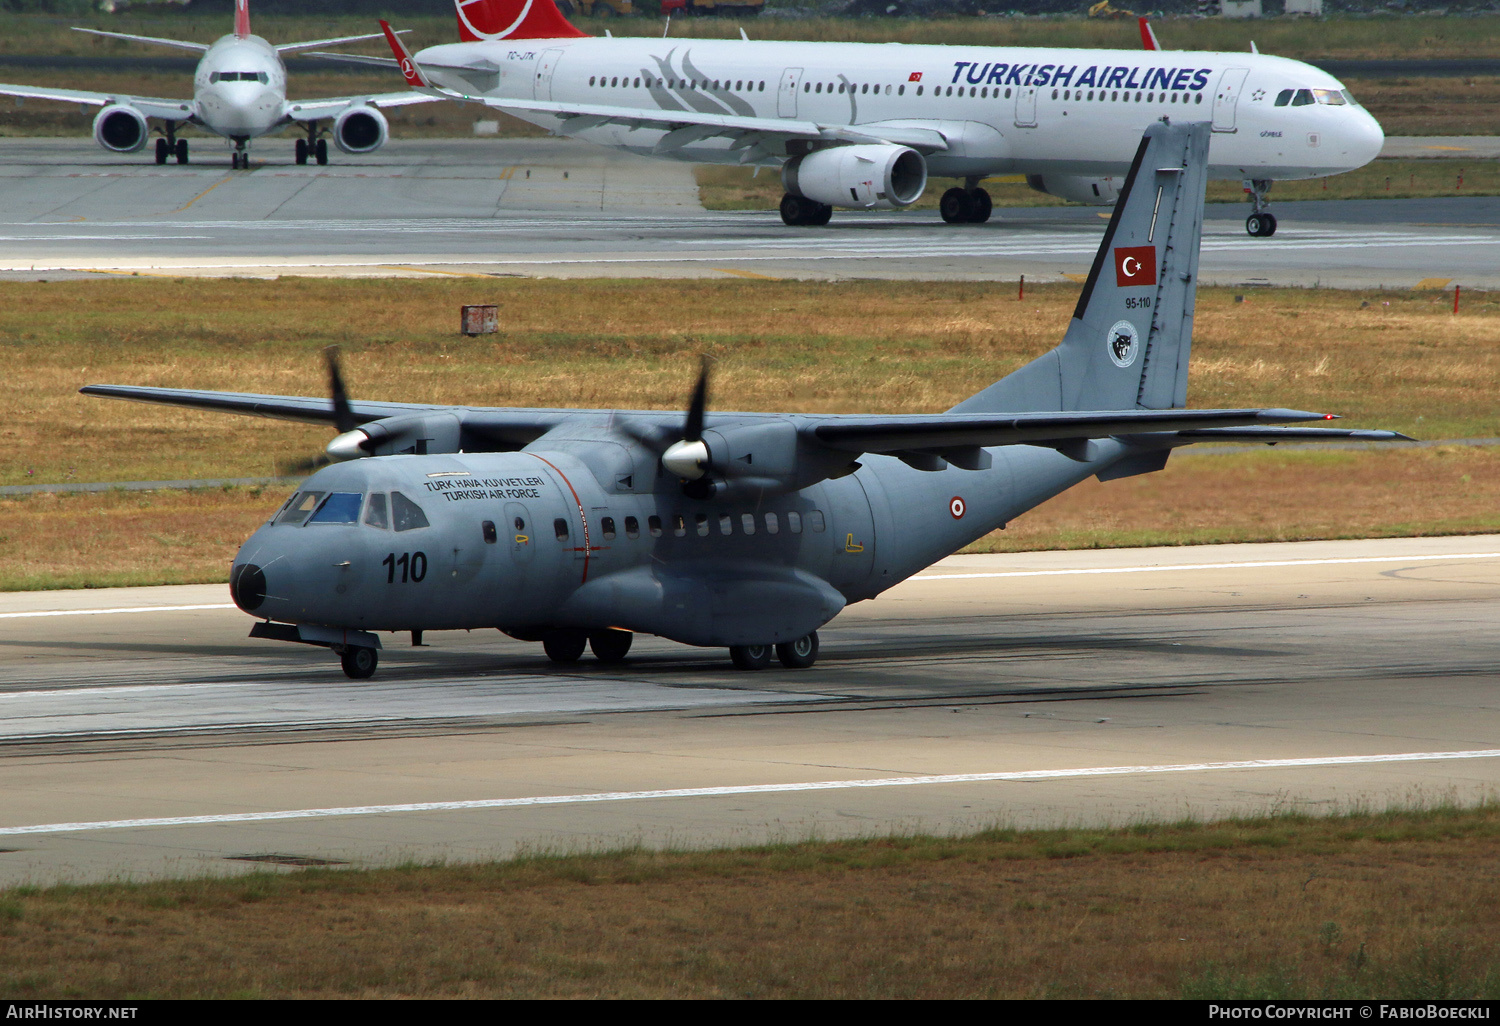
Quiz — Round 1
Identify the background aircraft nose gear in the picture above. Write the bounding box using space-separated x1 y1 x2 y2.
1245 179 1277 237
940 184 993 224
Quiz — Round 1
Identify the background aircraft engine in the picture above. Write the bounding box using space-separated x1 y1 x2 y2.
333 105 388 155
782 144 927 210
1025 174 1122 206
92 105 149 153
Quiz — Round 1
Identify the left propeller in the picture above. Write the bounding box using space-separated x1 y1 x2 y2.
283 348 371 474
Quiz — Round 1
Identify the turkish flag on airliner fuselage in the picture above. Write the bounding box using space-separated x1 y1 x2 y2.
1114 245 1157 288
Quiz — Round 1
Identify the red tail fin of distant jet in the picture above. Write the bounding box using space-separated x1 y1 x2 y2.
235 0 252 39
1139 16 1161 51
453 0 587 42
381 20 431 89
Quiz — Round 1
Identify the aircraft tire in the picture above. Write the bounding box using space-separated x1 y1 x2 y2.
155 138 168 165
340 645 378 679
775 631 819 669
1247 212 1277 238
809 201 833 225
968 188 993 223
315 139 329 166
589 629 633 663
940 187 974 224
295 138 308 165
729 644 773 670
543 629 587 664
175 139 188 164
780 193 808 226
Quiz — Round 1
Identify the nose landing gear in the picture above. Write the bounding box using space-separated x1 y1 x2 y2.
1244 178 1278 237
230 140 250 170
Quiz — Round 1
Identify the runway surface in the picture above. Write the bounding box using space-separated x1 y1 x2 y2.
2 534 1498 887
0 138 1495 288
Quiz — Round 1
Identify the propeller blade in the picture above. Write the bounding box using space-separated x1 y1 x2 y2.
614 419 673 454
684 356 709 443
282 453 330 475
325 346 357 436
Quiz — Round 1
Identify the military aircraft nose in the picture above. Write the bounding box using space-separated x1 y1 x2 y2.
230 562 267 613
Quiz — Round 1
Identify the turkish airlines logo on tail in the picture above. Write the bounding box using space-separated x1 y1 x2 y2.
1114 245 1157 287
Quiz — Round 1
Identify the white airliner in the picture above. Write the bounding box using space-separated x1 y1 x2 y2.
369 0 1383 236
0 0 440 168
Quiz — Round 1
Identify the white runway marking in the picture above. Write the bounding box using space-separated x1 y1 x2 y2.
0 603 235 620
3 749 1497 836
910 551 1500 582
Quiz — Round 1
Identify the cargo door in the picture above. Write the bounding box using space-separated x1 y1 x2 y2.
1212 68 1250 132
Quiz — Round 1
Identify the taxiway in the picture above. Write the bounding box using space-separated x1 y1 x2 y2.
1 535 1497 886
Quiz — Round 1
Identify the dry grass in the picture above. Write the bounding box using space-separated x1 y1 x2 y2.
1 805 1498 998
4 278 1496 589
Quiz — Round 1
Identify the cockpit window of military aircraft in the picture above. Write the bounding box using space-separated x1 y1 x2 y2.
364 493 389 530
307 492 364 525
391 492 429 532
277 491 324 525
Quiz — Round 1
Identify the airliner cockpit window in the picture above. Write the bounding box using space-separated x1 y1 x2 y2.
391 491 430 532
1274 89 1294 106
1313 88 1346 105
1291 89 1316 106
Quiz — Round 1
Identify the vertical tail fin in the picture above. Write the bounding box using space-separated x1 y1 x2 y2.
234 0 251 39
454 0 588 42
952 120 1210 415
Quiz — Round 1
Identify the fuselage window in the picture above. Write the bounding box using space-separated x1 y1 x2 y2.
308 492 363 525
277 491 325 525
589 76 596 86
898 85 905 95
601 516 617 541
363 493 389 529
625 516 640 539
672 514 686 537
760 81 765 91
610 76 618 87
815 82 821 94
885 84 891 95
553 518 570 541
764 512 779 535
391 492 430 532
696 513 710 537
736 79 743 90
787 511 802 534
804 82 810 93
838 83 845 93
1087 90 1094 100
514 516 525 533
482 520 497 544
1195 93 1203 103
719 513 733 535
1005 87 1012 98
808 510 826 533
915 85 921 95
634 77 641 88
741 513 756 535
649 515 663 538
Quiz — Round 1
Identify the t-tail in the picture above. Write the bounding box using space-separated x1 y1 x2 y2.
453 0 587 42
234 0 251 39
952 119 1209 416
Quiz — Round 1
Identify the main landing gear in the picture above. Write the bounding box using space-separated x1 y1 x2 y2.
542 627 634 665
153 122 188 165
1245 178 1277 237
780 193 832 227
730 631 819 671
340 645 378 679
940 182 993 224
295 123 329 166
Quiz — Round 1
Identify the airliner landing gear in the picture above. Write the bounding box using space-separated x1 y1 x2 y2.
155 121 184 165
1245 179 1277 237
316 137 328 166
230 140 250 170
296 122 326 165
780 193 832 226
155 138 169 165
175 138 188 164
940 182 993 224
295 138 307 165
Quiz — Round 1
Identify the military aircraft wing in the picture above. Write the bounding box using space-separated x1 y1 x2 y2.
79 384 456 426
1161 426 1413 444
806 407 1353 454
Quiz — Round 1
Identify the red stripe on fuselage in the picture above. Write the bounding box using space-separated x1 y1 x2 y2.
527 453 592 584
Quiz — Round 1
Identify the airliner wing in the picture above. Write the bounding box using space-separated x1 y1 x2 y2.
276 31 404 55
284 91 446 122
302 52 401 69
0 82 194 121
442 91 951 152
71 27 209 53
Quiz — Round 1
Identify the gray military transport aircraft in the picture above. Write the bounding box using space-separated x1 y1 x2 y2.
83 121 1405 679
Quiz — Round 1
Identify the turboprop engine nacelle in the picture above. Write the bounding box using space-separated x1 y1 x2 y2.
1026 173 1122 206
663 421 804 500
782 144 928 210
327 412 463 461
92 105 149 153
333 105 388 155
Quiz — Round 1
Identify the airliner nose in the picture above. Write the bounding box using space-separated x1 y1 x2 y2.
1344 106 1385 170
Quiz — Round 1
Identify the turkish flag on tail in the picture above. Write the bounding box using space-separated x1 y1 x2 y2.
1114 245 1157 287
